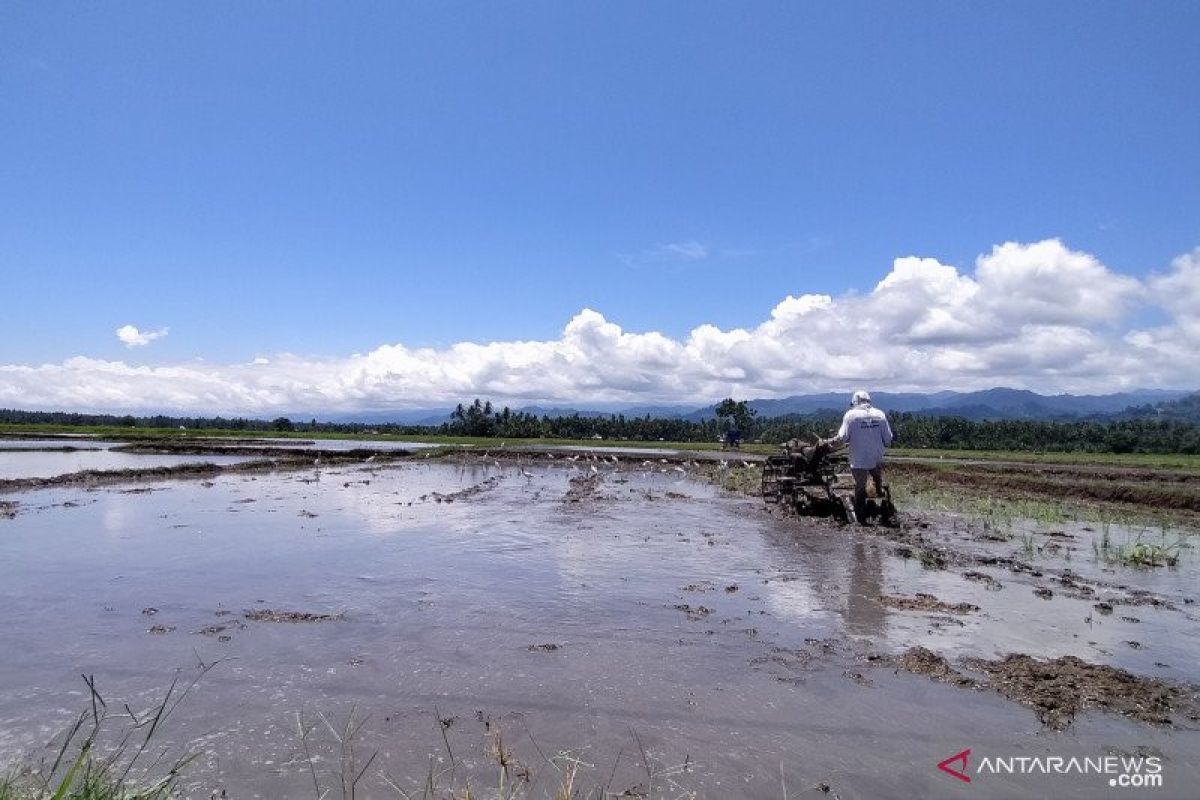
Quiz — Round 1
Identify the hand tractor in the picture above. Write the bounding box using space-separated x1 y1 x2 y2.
761 437 896 525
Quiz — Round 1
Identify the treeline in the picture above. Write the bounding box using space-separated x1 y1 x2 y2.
889 413 1200 454
0 408 430 436
439 399 836 442
5 404 1200 454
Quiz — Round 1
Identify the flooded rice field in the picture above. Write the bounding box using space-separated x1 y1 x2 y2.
1 451 1198 798
0 449 254 480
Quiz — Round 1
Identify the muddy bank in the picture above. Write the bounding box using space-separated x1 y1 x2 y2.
891 647 1199 730
893 460 1200 514
0 445 103 453
112 440 393 460
0 448 410 494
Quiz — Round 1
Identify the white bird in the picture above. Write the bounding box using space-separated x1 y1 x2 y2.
589 464 599 475
520 468 534 479
672 466 686 474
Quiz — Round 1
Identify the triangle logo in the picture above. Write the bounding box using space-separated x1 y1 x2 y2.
938 748 972 783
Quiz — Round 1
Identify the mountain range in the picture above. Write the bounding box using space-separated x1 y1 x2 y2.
317 388 1196 425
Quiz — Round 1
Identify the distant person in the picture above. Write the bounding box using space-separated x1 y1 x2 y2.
723 415 741 450
829 390 893 522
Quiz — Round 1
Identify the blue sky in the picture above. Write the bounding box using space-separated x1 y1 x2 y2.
1 3 1198 412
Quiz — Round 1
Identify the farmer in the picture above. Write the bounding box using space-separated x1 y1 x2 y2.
723 415 742 450
829 390 893 523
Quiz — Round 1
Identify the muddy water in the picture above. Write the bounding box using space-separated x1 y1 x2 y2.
0 450 255 480
0 462 1197 798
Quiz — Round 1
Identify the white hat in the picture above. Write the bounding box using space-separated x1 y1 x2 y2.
851 390 871 406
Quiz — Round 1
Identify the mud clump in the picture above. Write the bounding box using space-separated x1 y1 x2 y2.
962 571 1003 590
147 624 175 635
563 474 602 504
0 501 17 519
965 653 1187 729
672 603 713 621
243 609 341 623
527 643 561 652
879 593 979 614
894 647 976 687
425 475 502 504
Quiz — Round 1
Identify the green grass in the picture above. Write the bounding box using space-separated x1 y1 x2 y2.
0 424 795 459
891 447 1200 471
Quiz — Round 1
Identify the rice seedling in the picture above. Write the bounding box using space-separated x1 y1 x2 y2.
1094 528 1185 568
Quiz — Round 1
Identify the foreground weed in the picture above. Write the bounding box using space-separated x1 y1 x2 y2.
0 663 218 800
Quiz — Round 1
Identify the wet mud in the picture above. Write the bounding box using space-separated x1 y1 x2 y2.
242 609 342 623
893 647 1198 730
879 593 979 614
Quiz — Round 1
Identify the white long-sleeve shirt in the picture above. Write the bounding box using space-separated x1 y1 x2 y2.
835 405 893 469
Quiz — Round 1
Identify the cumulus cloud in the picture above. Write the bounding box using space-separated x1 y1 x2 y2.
115 324 169 348
3 240 1196 414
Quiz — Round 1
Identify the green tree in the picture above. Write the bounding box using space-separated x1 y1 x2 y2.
715 398 757 432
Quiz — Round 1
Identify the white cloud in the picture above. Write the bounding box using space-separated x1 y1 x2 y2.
115 324 169 348
660 240 708 260
2 240 1196 414
620 240 709 265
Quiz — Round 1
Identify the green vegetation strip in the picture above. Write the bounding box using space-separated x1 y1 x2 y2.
891 447 1200 471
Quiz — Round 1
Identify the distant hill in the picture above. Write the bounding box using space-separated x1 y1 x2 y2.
318 408 454 426
313 388 1193 425
1123 391 1200 423
686 388 1191 422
